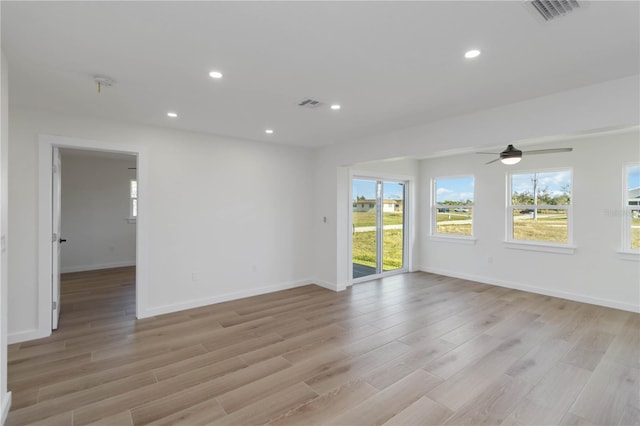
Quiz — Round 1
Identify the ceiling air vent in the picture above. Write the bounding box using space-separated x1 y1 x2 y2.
529 0 580 21
298 98 322 109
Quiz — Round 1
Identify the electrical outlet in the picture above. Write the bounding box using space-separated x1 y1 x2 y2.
251 264 257 273
487 256 493 264
192 272 199 282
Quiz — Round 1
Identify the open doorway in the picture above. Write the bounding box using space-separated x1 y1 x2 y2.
37 134 147 338
54 148 137 330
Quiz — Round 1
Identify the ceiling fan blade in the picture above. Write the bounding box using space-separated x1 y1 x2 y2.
523 148 573 155
485 158 501 165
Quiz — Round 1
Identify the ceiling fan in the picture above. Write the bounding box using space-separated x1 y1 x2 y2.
477 144 573 165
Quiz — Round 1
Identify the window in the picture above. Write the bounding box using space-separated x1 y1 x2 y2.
432 176 474 237
508 170 572 245
129 179 137 221
624 164 640 251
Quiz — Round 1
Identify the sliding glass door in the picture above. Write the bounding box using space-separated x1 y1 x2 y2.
352 178 406 280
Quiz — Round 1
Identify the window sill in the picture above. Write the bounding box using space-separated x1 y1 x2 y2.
616 250 639 261
504 241 576 254
429 235 477 245
126 217 137 224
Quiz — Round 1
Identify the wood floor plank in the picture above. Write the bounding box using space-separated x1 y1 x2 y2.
423 333 503 380
6 267 638 426
7 372 157 425
327 369 442 426
85 411 134 426
37 345 208 401
382 396 452 426
214 382 318 426
443 374 532 425
562 329 616 371
569 359 640 426
304 340 412 395
364 339 456 390
505 338 573 385
126 356 290 425
270 379 378 426
427 347 519 411
503 362 589 425
146 399 226 426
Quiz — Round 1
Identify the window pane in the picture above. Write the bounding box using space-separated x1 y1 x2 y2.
436 207 473 236
132 199 137 217
434 176 474 236
435 177 474 204
512 208 568 243
632 215 640 249
511 171 571 205
382 181 404 272
627 165 640 203
130 180 138 198
352 179 377 278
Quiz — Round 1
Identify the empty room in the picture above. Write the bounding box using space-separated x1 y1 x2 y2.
0 1 638 425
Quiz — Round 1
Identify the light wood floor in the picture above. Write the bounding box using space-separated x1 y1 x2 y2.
6 267 639 425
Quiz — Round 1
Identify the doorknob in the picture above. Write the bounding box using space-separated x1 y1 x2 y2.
59 238 67 243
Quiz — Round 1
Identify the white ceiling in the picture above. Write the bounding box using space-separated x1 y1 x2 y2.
2 1 638 148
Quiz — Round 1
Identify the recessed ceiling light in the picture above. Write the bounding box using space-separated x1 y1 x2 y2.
265 129 274 134
209 71 223 79
464 49 481 59
167 112 178 118
330 104 341 110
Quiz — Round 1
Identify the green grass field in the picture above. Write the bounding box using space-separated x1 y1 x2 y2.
352 229 403 270
512 211 568 243
352 211 404 270
353 211 403 227
633 217 640 249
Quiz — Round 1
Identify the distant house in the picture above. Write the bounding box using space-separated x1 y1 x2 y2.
353 199 403 213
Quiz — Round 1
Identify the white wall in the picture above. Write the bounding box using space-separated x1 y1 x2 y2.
312 75 640 292
1 49 12 422
8 106 314 341
420 130 640 312
60 154 137 273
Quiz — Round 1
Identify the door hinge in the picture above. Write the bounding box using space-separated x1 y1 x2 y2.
52 301 57 310
52 233 57 243
52 164 58 174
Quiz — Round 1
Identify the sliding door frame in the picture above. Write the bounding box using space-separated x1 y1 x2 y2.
349 171 411 284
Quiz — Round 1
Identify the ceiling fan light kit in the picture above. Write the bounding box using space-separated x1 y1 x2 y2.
500 144 523 165
477 144 573 165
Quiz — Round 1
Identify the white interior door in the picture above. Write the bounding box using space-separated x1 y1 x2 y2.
52 147 62 329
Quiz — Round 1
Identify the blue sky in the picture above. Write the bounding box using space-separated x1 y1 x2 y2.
353 179 404 200
511 171 571 197
435 177 474 203
629 165 640 190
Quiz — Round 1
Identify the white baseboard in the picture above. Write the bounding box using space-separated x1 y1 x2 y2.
61 261 136 274
139 278 316 319
8 328 50 345
419 266 640 313
311 278 346 292
1 392 12 425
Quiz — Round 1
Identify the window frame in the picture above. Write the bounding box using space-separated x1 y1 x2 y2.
622 163 640 254
506 168 574 252
431 175 475 242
